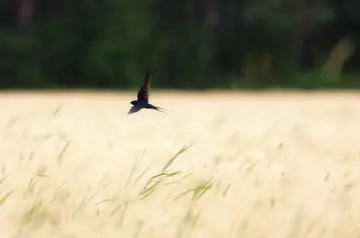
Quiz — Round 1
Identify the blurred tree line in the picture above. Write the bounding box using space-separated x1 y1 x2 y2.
0 0 359 89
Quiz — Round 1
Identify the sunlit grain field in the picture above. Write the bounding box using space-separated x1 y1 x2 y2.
1 90 360 238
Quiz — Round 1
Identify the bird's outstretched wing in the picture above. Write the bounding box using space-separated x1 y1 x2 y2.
137 69 150 103
128 105 141 114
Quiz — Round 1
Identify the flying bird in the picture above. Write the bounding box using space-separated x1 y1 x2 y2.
128 70 166 115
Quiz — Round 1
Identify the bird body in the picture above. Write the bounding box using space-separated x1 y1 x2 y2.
128 70 166 115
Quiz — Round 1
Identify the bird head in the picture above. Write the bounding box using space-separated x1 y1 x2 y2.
130 100 137 105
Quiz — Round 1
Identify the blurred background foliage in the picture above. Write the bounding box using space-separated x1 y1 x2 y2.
0 0 359 90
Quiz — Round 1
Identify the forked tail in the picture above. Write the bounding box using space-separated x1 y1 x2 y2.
152 105 167 114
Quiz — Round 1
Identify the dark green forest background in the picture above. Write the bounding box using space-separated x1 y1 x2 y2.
0 0 359 90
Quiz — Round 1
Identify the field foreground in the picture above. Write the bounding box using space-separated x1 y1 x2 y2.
0 90 360 238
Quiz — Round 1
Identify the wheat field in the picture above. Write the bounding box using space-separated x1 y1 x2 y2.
0 90 360 238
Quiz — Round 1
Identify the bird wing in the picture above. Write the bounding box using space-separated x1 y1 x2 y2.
127 105 141 114
137 69 151 103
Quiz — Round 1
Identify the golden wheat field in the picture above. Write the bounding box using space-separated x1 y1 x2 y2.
0 90 360 238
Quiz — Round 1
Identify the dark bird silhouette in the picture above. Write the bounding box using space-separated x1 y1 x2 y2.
128 70 166 115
